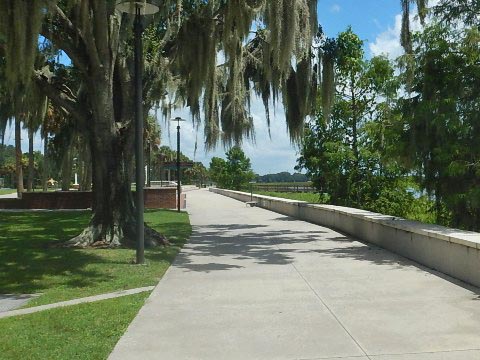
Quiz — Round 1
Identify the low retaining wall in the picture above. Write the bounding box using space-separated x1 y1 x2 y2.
144 188 185 209
0 188 185 210
211 188 480 288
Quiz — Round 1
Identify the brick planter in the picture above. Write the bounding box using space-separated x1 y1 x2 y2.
0 188 185 210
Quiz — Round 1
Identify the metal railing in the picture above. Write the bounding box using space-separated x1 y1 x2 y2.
252 183 314 193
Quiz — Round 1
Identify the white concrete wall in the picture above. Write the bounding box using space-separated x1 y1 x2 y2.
211 188 480 288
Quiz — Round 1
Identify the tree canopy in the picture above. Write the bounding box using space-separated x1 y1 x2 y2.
297 3 480 231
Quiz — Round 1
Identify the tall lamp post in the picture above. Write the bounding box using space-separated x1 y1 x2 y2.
117 1 159 264
171 117 186 212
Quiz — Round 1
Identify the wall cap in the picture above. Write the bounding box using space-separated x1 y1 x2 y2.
212 188 480 250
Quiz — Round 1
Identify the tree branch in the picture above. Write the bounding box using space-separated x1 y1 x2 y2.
92 1 110 67
40 5 89 74
34 70 88 125
79 0 102 72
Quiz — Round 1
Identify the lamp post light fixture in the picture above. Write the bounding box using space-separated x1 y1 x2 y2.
117 0 159 265
171 117 186 212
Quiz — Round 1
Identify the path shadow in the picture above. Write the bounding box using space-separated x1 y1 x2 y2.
308 231 480 298
271 216 303 222
175 222 402 273
173 259 244 273
197 224 269 231
176 221 480 299
0 294 37 301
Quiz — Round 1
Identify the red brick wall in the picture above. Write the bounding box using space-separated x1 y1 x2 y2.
0 188 185 210
144 188 184 209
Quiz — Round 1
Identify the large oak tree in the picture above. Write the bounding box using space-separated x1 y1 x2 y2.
0 0 320 246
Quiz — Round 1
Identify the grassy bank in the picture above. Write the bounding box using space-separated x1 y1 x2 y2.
0 188 16 195
0 209 191 359
0 210 190 306
253 190 436 225
0 293 149 360
254 191 323 203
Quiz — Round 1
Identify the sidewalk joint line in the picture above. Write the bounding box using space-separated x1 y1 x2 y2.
370 347 480 357
297 354 368 360
0 286 154 319
287 257 371 360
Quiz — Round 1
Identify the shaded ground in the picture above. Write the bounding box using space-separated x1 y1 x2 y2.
110 189 480 360
0 209 191 306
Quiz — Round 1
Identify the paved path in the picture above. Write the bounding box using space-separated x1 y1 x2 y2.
109 189 480 360
0 294 38 312
0 192 17 199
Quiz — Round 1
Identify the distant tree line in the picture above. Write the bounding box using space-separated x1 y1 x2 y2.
255 172 308 183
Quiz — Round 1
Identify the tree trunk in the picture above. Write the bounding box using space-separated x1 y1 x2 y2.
350 74 360 205
146 142 151 188
42 136 49 192
61 146 73 191
27 127 34 192
0 140 4 183
79 138 92 191
69 130 166 248
15 118 24 197
66 76 167 248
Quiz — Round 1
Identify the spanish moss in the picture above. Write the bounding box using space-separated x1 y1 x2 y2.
401 0 429 54
0 0 47 88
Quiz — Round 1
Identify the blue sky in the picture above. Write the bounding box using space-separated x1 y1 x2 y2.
4 1 412 175
318 0 400 54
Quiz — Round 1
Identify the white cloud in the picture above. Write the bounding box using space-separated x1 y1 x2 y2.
369 0 440 59
330 4 341 13
369 14 404 59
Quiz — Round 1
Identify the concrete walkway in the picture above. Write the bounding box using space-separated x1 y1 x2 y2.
109 189 480 360
0 192 17 199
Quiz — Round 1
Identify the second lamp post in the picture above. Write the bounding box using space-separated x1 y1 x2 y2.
171 117 186 212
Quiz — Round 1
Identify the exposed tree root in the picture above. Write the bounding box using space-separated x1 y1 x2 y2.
145 224 170 247
62 223 169 249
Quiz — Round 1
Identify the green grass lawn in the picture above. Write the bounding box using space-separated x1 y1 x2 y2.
0 293 149 360
0 188 16 195
0 209 191 359
0 210 191 306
